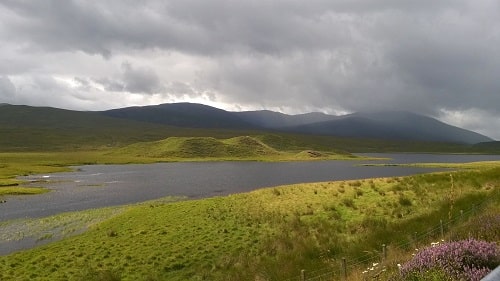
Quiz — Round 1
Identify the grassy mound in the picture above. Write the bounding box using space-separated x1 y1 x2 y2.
112 136 280 159
112 136 284 159
110 135 359 161
1 163 498 280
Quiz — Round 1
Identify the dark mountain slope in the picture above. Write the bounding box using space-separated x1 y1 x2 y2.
0 104 178 150
2 103 494 152
472 141 500 153
102 103 256 129
234 110 336 128
283 111 492 144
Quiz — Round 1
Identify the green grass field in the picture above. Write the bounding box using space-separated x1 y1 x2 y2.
1 162 498 280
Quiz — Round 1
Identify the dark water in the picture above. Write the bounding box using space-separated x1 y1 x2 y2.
1 153 499 221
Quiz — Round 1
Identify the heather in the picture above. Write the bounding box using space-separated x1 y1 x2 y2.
452 211 500 242
400 239 499 281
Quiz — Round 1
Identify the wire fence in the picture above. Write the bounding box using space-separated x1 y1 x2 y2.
285 197 495 281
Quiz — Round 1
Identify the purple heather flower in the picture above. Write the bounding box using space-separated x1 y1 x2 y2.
400 239 499 281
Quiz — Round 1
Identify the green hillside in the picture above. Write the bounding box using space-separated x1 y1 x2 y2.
110 136 354 160
0 163 498 280
0 105 258 151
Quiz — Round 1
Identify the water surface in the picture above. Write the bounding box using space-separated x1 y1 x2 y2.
1 153 499 221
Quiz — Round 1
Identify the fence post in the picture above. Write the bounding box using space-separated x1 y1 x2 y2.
460 209 464 221
382 244 387 261
300 269 306 281
342 257 347 280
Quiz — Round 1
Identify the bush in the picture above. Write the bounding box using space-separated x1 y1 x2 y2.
400 239 499 281
399 196 412 206
342 198 355 209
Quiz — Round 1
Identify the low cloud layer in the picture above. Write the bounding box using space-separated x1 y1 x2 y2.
0 0 499 139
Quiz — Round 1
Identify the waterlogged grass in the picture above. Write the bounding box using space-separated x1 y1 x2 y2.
0 187 48 196
0 207 127 245
0 163 498 280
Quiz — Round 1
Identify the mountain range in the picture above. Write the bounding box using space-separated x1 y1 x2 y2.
101 102 493 144
1 102 495 151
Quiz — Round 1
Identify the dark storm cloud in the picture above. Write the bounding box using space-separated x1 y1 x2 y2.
0 0 499 138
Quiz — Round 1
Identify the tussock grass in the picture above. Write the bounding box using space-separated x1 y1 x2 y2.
0 163 498 280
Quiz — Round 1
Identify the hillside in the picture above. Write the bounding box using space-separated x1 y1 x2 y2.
101 103 493 144
1 103 497 153
0 104 255 151
109 136 353 160
277 111 492 144
102 103 256 129
234 110 336 128
0 104 177 150
111 136 279 159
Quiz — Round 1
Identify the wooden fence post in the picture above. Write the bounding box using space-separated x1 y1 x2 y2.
382 244 387 261
300 269 306 281
342 257 347 280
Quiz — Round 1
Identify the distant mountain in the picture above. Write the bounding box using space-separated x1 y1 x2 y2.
281 111 492 144
233 110 336 128
102 103 256 129
0 104 176 150
101 103 492 144
1 103 493 151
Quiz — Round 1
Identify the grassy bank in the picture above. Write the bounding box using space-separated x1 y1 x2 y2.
0 162 498 280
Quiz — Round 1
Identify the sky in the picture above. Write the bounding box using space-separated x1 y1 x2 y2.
0 0 499 140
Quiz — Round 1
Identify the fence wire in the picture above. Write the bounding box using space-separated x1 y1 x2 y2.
286 197 495 281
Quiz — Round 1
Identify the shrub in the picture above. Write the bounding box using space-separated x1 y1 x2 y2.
349 181 362 187
400 239 499 281
399 196 412 207
342 198 355 209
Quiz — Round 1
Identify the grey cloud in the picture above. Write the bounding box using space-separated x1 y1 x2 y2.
0 76 17 102
93 63 163 94
3 0 458 57
121 63 162 94
0 0 499 138
95 77 125 92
